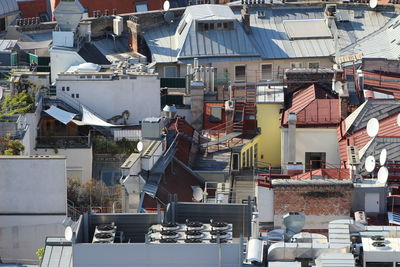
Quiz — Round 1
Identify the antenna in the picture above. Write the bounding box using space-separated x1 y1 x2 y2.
379 149 387 166
64 226 73 242
377 166 389 184
164 11 174 24
366 118 380 137
163 1 170 12
137 141 144 152
365 155 376 173
369 0 378 8
192 187 203 202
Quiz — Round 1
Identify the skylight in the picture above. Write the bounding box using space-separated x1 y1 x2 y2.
283 19 332 40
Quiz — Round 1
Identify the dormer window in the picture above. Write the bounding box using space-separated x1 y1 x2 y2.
198 21 234 32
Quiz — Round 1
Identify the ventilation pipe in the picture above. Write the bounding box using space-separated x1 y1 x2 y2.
205 67 210 91
210 67 215 92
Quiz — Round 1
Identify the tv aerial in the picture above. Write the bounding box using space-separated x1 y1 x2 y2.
369 0 378 8
366 118 379 138
365 155 376 173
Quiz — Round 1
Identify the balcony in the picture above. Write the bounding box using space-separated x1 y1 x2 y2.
36 135 90 149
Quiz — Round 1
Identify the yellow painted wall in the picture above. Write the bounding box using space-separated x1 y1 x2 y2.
256 103 282 167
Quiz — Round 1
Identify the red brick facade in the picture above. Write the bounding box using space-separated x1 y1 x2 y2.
273 184 353 216
203 102 226 130
18 0 47 18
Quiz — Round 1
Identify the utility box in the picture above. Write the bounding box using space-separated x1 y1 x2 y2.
141 117 163 139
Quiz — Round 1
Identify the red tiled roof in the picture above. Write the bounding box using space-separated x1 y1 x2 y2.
291 168 350 180
282 84 340 126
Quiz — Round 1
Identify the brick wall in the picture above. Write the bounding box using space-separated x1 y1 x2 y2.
273 183 353 216
18 0 47 18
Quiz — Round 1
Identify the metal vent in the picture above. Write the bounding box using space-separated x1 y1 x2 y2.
347 146 360 165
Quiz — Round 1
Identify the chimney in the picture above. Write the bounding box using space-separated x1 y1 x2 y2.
241 4 250 33
287 112 297 164
127 19 140 52
190 81 205 131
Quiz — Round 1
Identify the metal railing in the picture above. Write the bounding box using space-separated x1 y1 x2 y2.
36 136 91 149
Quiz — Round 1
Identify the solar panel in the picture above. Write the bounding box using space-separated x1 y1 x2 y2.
283 19 332 40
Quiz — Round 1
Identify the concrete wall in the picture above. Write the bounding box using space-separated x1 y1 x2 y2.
35 147 93 183
73 243 242 267
281 128 340 170
0 156 67 264
50 48 86 83
56 75 161 125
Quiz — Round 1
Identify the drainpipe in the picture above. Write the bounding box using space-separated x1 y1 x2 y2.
288 112 297 164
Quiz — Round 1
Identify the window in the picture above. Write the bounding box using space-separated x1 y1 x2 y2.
290 62 304 69
235 65 246 81
305 152 326 170
308 62 320 69
67 169 83 182
209 106 222 123
76 93 79 98
217 22 222 29
261 64 273 80
71 94 75 98
66 87 70 91
135 1 148 12
234 110 243 121
209 23 215 30
0 18 5 32
232 153 240 171
223 22 228 29
62 86 65 91
164 66 177 78
80 75 85 79
242 152 246 168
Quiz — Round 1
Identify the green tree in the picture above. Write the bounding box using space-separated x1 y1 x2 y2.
0 135 24 155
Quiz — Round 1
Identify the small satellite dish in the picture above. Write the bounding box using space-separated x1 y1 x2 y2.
163 0 170 12
192 187 203 202
137 141 144 152
369 0 378 8
377 166 389 184
397 113 400 127
379 149 387 166
164 11 174 24
365 155 376 172
64 226 73 242
366 118 379 137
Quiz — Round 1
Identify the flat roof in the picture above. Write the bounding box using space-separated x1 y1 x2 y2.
0 155 66 159
272 179 353 186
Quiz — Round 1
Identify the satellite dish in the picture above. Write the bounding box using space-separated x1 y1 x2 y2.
377 166 389 184
163 1 170 11
369 0 378 8
192 187 203 202
397 113 400 127
64 226 73 242
137 141 144 152
164 11 174 24
379 149 387 166
366 118 379 137
365 155 376 173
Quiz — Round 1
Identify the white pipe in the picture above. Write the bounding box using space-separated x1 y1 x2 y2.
205 67 210 91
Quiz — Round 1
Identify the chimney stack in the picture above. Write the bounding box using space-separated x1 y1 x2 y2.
241 5 250 33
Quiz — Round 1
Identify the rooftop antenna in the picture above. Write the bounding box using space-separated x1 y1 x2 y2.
369 0 378 8
137 141 144 152
366 118 379 138
365 155 376 173
377 166 389 185
379 148 387 166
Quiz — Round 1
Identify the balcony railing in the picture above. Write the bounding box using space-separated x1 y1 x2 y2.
36 136 90 149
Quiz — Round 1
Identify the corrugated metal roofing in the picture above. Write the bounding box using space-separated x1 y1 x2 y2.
0 39 17 52
0 0 18 17
283 19 332 39
41 245 72 267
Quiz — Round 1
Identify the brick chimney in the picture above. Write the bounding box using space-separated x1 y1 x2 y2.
241 5 250 33
127 19 140 52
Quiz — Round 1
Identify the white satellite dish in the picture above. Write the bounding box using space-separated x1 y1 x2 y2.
366 118 379 137
192 187 203 202
365 155 376 173
64 226 73 242
397 113 400 127
379 148 387 166
377 166 389 184
163 0 170 11
369 0 378 8
137 141 143 152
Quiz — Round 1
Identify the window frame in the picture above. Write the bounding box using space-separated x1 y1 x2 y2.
234 65 246 82
290 62 304 69
209 106 222 123
135 1 148 12
164 66 178 78
260 63 273 81
308 61 320 69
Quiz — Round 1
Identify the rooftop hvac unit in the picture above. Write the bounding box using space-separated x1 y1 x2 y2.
113 16 123 36
354 211 367 225
347 146 360 165
92 223 117 243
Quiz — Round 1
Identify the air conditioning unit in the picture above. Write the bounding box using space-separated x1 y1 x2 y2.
113 16 123 36
225 100 235 111
347 146 360 165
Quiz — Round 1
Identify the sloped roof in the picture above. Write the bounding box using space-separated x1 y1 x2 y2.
78 43 110 65
282 84 340 126
0 0 18 17
291 168 350 180
0 39 17 52
344 99 400 135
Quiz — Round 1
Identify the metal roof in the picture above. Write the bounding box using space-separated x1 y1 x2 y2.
283 19 332 40
0 39 17 52
272 179 353 186
0 0 18 17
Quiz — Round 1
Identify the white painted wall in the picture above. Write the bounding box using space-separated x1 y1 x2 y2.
281 128 340 170
73 243 242 267
56 74 161 125
0 156 67 264
141 142 163 171
256 185 274 223
50 48 86 83
21 99 42 156
35 147 93 183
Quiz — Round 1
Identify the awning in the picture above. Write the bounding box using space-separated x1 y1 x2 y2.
17 40 52 50
44 105 76 125
81 106 117 127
